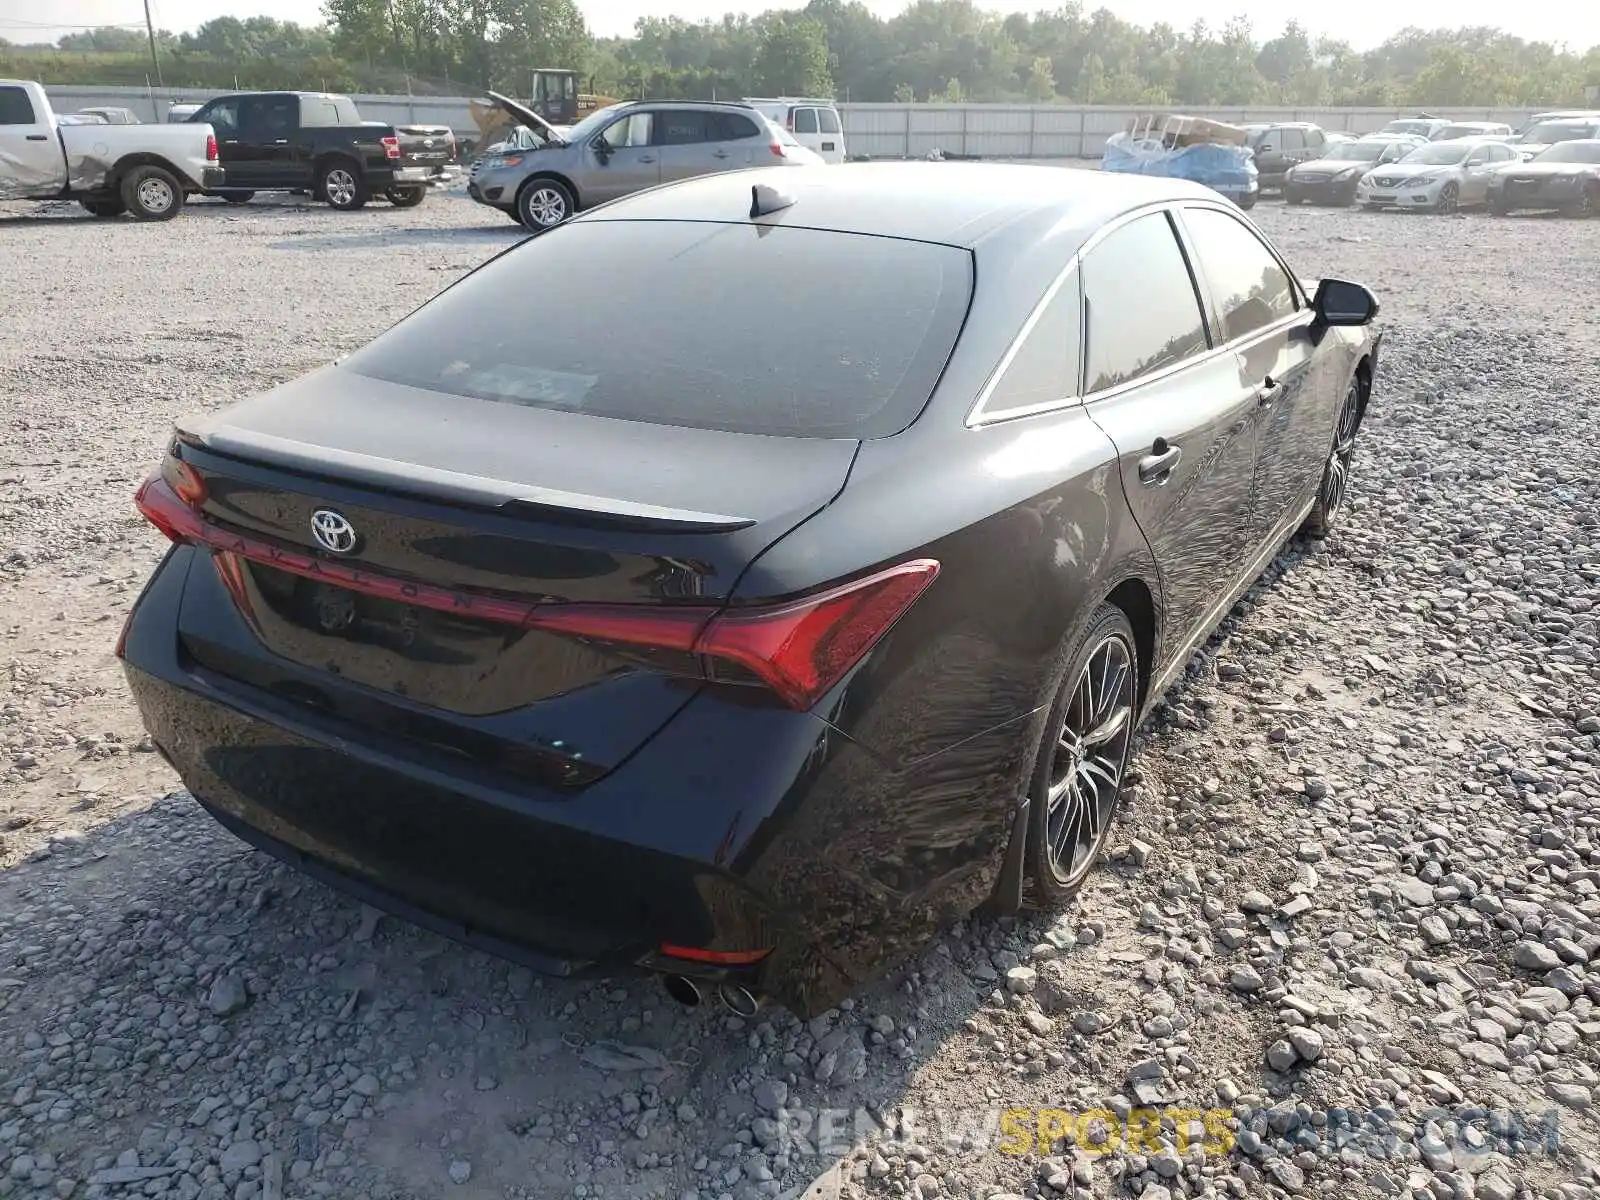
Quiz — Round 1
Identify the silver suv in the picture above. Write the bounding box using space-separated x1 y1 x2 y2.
468 94 819 230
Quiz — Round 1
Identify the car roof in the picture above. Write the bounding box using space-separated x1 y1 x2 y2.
615 98 766 114
577 162 1224 253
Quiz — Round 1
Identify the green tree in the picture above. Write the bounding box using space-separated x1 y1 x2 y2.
1024 55 1055 101
752 15 832 96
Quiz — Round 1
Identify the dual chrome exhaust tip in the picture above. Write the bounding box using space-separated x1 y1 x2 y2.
662 974 759 1017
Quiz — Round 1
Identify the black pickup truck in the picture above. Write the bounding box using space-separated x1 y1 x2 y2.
185 91 455 210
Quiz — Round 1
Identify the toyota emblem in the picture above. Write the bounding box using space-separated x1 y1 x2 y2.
310 508 358 554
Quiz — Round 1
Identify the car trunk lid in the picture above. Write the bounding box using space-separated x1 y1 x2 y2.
162 367 858 776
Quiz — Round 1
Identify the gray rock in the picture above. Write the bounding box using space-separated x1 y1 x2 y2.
1287 1027 1325 1062
1546 1081 1592 1108
1005 966 1037 994
219 1141 261 1174
1514 941 1562 971
448 1160 472 1185
1266 1039 1299 1071
206 973 249 1017
753 1079 788 1114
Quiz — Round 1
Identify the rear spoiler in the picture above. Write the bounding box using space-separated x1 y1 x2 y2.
173 420 755 532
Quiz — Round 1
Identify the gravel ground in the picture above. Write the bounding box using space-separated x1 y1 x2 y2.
3 184 1600 1200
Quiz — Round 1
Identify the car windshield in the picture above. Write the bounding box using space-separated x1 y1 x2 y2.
1327 142 1386 162
562 103 630 143
1401 143 1470 165
342 220 975 439
1535 141 1600 163
1519 121 1598 144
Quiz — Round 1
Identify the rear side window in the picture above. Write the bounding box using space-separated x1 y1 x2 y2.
344 221 974 440
1279 128 1305 150
793 108 819 134
819 108 842 135
1180 207 1298 343
660 111 708 145
979 273 1081 419
711 112 760 141
0 86 36 125
1081 212 1209 393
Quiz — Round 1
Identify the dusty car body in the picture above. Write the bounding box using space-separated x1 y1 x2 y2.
1488 139 1600 215
1356 137 1522 212
120 164 1381 1016
467 93 815 229
1284 135 1424 206
0 79 221 219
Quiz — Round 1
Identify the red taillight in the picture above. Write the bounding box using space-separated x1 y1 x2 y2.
381 135 401 159
524 560 939 709
206 133 218 162
769 141 787 158
659 943 771 966
131 467 938 711
696 561 940 708
134 466 204 544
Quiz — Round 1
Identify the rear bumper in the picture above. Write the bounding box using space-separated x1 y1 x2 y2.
199 167 226 189
1490 188 1583 210
119 546 1014 1014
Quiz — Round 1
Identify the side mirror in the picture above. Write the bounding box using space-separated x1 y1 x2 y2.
1311 278 1378 340
590 136 611 158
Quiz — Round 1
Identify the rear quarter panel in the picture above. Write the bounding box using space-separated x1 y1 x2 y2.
59 122 216 190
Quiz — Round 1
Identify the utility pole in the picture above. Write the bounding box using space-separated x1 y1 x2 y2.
142 0 164 89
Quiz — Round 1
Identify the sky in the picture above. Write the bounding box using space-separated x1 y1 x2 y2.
6 0 1598 54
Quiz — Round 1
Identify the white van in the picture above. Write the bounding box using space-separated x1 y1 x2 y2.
743 97 846 164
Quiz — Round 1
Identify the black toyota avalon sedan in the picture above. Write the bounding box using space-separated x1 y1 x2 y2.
120 163 1381 1016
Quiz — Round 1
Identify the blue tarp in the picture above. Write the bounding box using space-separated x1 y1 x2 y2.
1101 134 1257 195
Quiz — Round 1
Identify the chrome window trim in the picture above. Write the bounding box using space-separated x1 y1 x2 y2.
965 199 1179 429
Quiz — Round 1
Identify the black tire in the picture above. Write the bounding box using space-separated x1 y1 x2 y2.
516 177 575 230
1302 374 1364 539
1488 201 1508 217
317 160 368 211
1235 193 1258 211
1284 190 1302 206
1571 185 1598 219
385 186 426 208
119 165 184 221
220 191 255 205
1025 603 1139 906
79 198 125 218
1434 182 1459 214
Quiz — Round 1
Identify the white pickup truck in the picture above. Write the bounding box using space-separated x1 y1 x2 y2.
0 79 224 220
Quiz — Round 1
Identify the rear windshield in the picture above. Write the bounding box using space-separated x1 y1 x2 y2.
343 220 973 439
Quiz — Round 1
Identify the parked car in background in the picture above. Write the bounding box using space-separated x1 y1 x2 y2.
1488 138 1600 216
75 105 140 124
1356 137 1521 212
1434 121 1512 141
120 162 1381 1017
1284 134 1424 206
743 97 846 163
1378 116 1449 140
167 102 202 123
185 91 444 209
468 94 817 230
0 78 221 219
56 112 107 125
1512 117 1600 161
1517 110 1600 134
1244 122 1330 192
393 121 460 187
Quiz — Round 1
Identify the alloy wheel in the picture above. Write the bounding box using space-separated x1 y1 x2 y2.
523 186 569 227
1320 381 1361 518
1437 183 1458 214
138 177 175 215
324 169 357 208
1043 633 1135 887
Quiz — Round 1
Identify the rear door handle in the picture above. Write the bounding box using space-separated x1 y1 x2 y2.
712 150 730 159
26 134 48 141
639 155 656 163
1138 439 1182 485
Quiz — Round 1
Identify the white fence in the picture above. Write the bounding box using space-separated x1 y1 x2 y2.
43 84 1541 158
